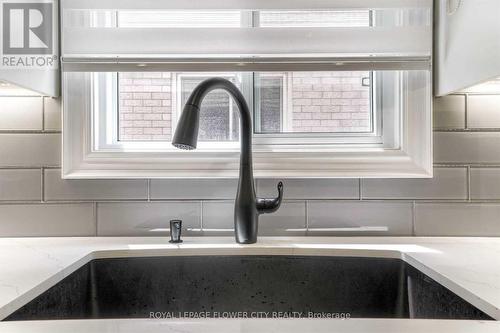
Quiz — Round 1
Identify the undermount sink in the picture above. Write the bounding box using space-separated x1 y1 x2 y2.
4 256 493 321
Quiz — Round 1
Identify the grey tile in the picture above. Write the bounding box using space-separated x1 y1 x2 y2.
0 203 95 237
433 95 465 129
0 97 43 130
415 203 500 236
151 179 237 199
0 169 41 201
434 132 500 164
43 97 61 130
260 201 306 236
308 201 413 236
97 202 201 236
467 95 500 128
202 201 306 236
470 168 500 199
44 169 148 201
362 168 467 200
257 179 359 200
201 201 234 235
0 134 60 167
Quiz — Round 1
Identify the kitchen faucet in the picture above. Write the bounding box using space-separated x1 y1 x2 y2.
172 77 283 244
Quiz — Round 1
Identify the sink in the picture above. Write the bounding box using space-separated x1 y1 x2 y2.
4 256 493 321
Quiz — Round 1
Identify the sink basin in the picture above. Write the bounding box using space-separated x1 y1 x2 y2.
4 256 493 321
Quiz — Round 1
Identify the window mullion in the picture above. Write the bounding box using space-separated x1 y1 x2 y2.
253 73 261 133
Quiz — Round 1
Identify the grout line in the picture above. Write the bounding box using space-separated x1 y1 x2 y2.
0 130 61 134
0 166 60 169
5 198 500 205
0 201 89 205
200 201 204 231
305 200 309 232
412 201 416 236
42 198 150 203
434 163 500 167
464 93 469 129
433 128 500 132
462 165 500 168
433 164 473 168
147 179 151 202
33 199 498 203
0 166 50 170
467 165 472 202
40 167 45 203
94 202 98 236
41 96 45 131
433 128 465 132
358 178 362 200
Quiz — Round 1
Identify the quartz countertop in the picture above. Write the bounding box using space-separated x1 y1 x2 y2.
0 236 499 332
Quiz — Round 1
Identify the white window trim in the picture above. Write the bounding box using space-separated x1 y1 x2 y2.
62 69 431 179
253 72 295 133
96 71 383 152
61 3 432 179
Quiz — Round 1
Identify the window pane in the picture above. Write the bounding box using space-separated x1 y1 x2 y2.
257 75 283 133
180 76 240 142
118 11 243 28
118 72 172 141
118 72 242 142
118 71 372 141
254 71 372 134
259 10 370 28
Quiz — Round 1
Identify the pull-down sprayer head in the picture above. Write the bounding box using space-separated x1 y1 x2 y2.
171 104 200 150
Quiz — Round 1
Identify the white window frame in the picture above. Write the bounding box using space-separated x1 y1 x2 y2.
61 1 433 179
253 72 291 133
63 69 431 179
93 70 385 151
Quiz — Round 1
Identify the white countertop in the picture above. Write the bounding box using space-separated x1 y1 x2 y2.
0 236 499 332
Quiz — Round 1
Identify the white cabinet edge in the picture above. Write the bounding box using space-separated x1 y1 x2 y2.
435 0 500 96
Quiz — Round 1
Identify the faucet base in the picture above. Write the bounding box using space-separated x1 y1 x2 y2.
236 238 257 245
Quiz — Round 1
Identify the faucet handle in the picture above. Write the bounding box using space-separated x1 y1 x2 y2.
256 181 284 214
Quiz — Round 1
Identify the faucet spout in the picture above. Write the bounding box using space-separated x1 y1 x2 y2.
172 77 283 244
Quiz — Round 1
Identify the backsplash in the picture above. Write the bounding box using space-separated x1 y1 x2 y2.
1 93 500 237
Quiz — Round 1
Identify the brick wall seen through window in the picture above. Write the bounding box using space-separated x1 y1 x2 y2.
118 71 371 141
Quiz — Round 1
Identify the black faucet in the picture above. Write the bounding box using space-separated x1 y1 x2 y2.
172 77 283 244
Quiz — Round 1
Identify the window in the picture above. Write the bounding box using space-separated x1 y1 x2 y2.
178 74 242 142
118 72 242 142
117 71 372 142
255 73 287 134
259 10 370 27
61 0 433 178
109 10 376 145
93 9 382 149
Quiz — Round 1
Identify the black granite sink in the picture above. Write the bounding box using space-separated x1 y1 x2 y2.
4 256 493 321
